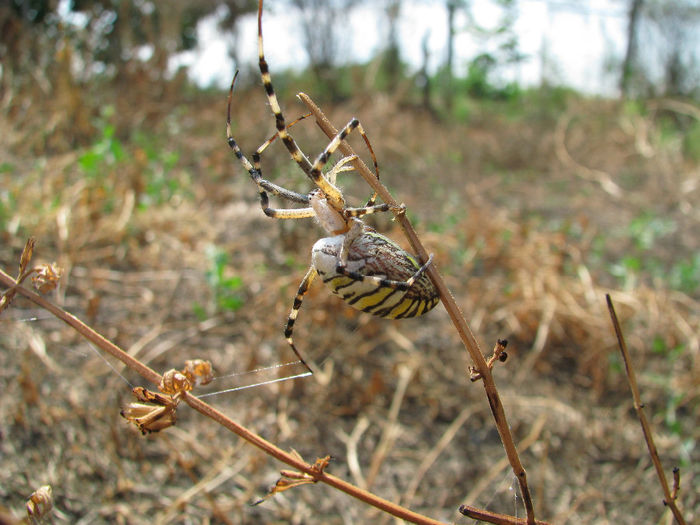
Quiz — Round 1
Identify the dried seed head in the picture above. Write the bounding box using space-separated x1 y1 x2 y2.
159 369 192 395
32 263 63 293
26 485 53 520
121 402 177 434
182 359 214 387
121 387 179 434
20 237 36 275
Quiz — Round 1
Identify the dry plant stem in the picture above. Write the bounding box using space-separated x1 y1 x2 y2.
182 394 446 525
300 93 539 525
459 505 550 525
606 294 687 525
0 268 161 385
0 268 446 525
0 238 38 313
672 468 680 500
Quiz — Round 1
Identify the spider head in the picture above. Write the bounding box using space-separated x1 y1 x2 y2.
309 190 350 235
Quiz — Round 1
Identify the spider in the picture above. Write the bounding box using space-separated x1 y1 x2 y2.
225 0 439 374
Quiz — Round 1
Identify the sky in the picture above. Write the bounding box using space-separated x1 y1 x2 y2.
174 0 631 96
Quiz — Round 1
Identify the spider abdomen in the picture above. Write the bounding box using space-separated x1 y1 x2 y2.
312 232 439 319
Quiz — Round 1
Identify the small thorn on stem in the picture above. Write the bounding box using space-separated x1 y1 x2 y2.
671 467 681 500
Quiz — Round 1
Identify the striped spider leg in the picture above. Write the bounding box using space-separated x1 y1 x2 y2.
255 0 380 211
227 73 378 219
227 72 314 221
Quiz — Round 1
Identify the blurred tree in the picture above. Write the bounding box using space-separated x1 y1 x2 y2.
380 0 403 93
443 0 468 109
67 0 255 83
641 0 700 97
219 0 258 69
443 0 524 104
417 30 435 114
0 0 255 151
620 0 644 98
0 0 60 91
0 0 94 150
288 0 361 99
1 0 256 91
464 53 496 98
617 0 699 98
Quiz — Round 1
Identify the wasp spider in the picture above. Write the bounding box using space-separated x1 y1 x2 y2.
225 0 439 373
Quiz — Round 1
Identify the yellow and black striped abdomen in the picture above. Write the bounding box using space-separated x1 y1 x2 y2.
311 231 439 319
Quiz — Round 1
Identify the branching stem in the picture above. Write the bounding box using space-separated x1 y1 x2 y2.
606 294 687 525
299 93 539 525
0 267 444 525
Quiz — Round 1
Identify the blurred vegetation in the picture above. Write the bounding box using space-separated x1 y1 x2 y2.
2 0 698 123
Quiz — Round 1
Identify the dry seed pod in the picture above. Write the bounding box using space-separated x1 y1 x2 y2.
26 484 53 521
121 402 177 434
182 359 214 387
19 238 36 275
159 369 192 395
121 387 178 434
253 455 331 506
31 263 63 293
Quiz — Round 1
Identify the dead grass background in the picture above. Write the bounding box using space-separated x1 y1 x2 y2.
0 72 698 524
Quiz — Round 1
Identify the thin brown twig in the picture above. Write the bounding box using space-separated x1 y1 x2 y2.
0 238 37 313
462 415 547 511
365 360 416 489
0 267 447 525
0 267 161 385
605 294 687 525
300 93 542 525
459 505 551 525
671 468 680 501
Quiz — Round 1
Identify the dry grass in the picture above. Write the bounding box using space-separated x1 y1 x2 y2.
0 75 698 524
